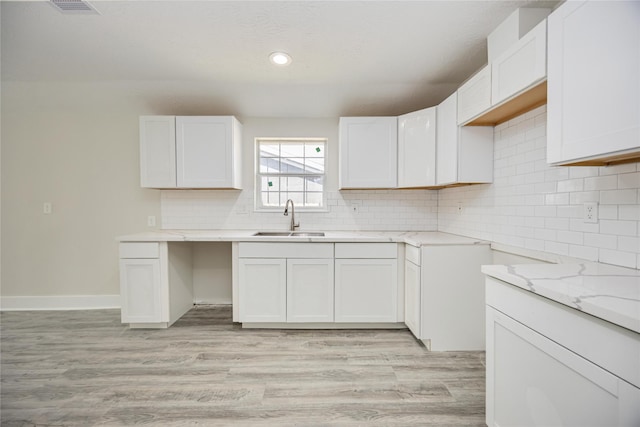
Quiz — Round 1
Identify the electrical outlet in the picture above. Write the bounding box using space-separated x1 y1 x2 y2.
43 202 52 214
583 202 598 223
147 215 156 227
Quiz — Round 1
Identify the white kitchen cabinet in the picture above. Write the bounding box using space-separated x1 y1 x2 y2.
403 245 421 337
436 92 493 186
334 243 398 323
238 258 287 323
405 244 491 351
487 8 551 63
339 117 398 189
139 116 177 188
486 277 640 426
547 0 640 165
237 242 334 324
397 107 437 188
287 259 334 323
139 115 242 189
120 258 163 323
457 65 491 125
491 20 547 107
119 242 193 328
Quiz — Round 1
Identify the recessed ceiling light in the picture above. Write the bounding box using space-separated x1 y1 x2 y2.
269 52 292 66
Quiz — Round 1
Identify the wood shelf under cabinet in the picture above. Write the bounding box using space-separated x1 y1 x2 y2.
466 81 547 127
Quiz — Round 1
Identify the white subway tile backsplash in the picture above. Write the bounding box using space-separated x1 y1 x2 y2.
600 189 638 205
619 205 640 221
599 220 637 236
618 172 640 189
584 175 617 191
439 105 639 269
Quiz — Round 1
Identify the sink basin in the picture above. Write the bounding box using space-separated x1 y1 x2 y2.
253 231 325 237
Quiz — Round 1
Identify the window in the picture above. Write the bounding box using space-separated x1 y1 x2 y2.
256 138 327 210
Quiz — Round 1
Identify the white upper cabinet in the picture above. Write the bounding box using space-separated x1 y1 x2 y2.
339 117 398 189
436 92 494 186
547 0 640 165
140 116 177 188
398 107 437 188
140 116 242 189
457 65 491 126
491 19 547 106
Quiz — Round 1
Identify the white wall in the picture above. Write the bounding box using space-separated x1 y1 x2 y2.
1 82 161 302
439 105 640 269
161 117 440 231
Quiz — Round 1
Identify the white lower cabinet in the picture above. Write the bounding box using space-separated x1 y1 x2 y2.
486 277 640 427
120 258 162 323
404 243 491 351
238 258 287 322
119 242 194 328
403 255 421 337
287 259 334 323
334 243 398 323
237 243 334 323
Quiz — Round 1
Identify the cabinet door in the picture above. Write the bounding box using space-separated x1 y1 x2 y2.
436 92 458 186
491 20 547 106
238 258 286 322
457 65 491 125
398 107 436 188
547 1 640 164
139 116 177 188
119 259 163 323
404 259 421 338
486 306 640 427
334 259 398 322
287 259 334 323
339 117 398 189
176 116 236 188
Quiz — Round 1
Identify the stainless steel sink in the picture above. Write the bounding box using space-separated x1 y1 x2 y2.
253 231 325 237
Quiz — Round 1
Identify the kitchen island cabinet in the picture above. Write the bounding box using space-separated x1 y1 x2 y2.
483 263 640 426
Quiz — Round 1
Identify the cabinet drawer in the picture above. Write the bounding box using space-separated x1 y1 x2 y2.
405 244 421 266
238 242 333 259
335 243 397 259
119 242 160 259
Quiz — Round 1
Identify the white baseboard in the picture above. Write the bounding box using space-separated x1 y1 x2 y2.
0 295 120 311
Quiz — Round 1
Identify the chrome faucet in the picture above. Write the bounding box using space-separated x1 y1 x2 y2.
283 199 300 231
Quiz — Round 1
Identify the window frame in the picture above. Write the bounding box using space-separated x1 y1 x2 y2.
254 137 329 212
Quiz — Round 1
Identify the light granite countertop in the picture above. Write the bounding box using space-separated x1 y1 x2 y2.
117 230 489 247
482 263 640 334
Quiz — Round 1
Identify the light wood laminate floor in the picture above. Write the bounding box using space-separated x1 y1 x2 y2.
1 306 486 426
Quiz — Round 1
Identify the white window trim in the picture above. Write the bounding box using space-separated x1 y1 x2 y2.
254 137 329 212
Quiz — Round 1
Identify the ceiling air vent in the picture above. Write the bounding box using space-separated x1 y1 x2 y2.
50 0 100 14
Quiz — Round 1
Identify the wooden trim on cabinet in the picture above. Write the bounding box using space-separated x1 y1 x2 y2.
466 81 547 127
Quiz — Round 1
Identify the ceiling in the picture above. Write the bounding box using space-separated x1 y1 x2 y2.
1 0 560 118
